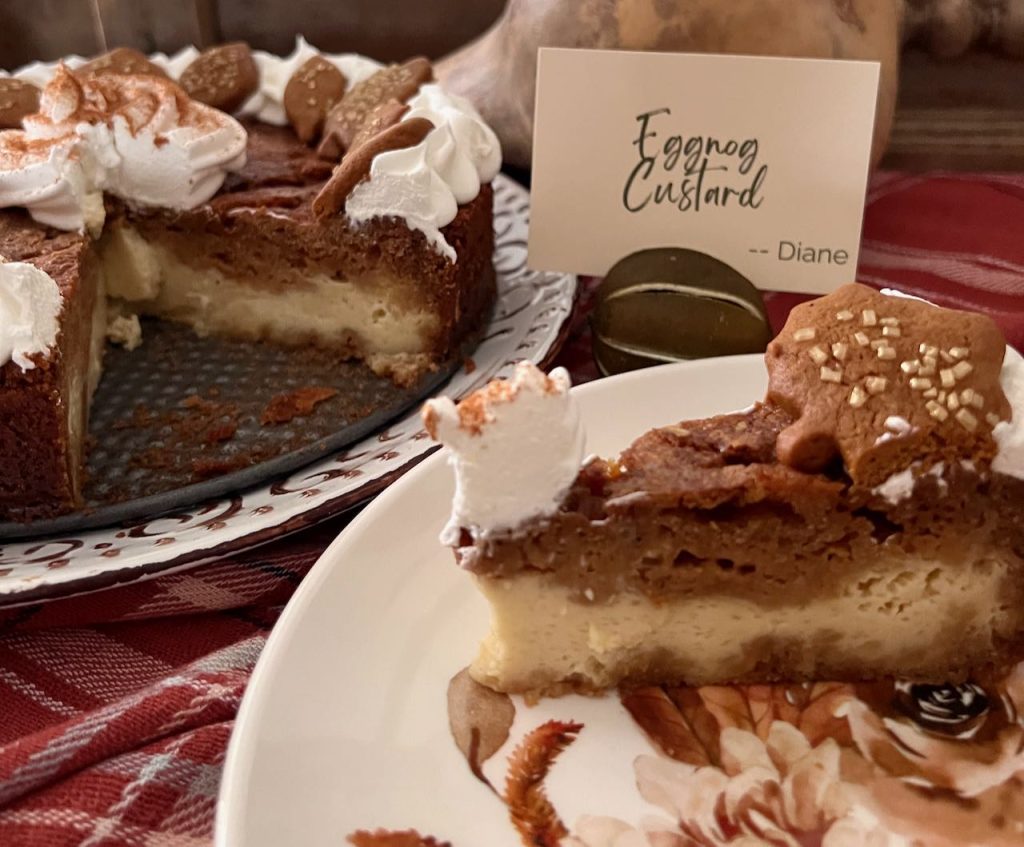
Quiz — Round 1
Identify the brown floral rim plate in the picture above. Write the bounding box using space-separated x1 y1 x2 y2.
0 174 577 605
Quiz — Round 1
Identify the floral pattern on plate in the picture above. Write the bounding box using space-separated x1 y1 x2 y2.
353 668 1024 847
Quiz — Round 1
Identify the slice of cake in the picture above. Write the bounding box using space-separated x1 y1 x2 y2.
424 284 1024 696
0 39 500 521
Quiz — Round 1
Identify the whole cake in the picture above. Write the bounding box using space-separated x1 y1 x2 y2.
0 39 501 522
424 284 1024 697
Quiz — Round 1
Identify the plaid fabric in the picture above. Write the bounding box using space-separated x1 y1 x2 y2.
0 172 1021 846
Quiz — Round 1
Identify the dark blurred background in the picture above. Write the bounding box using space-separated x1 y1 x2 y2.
0 0 506 66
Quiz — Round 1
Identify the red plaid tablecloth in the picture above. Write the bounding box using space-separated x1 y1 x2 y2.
0 172 1021 846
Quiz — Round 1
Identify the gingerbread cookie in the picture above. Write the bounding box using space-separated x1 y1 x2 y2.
766 283 1011 487
283 56 347 143
0 79 40 129
75 47 166 79
317 57 432 159
179 43 259 113
348 100 409 152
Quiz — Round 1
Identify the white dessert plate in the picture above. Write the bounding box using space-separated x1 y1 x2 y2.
0 175 575 605
219 353 1024 847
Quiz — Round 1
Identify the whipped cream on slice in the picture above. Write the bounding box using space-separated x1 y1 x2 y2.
423 362 585 546
346 84 501 261
993 347 1024 480
239 36 381 126
0 66 247 231
0 257 62 370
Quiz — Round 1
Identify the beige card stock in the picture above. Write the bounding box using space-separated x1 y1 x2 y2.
528 48 880 294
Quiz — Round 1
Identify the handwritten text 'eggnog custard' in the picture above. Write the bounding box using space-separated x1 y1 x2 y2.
622 108 767 214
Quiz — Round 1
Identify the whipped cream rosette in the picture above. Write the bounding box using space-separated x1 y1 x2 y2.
0 66 247 232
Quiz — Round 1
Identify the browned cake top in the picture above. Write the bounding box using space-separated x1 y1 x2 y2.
0 210 86 297
586 404 843 518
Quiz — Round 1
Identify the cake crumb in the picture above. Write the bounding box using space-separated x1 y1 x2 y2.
261 387 339 425
190 455 251 480
106 313 143 351
204 421 238 444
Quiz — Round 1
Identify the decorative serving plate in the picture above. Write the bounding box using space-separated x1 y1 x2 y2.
218 357 1024 847
0 174 576 605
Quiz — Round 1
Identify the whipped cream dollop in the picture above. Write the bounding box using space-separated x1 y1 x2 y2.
993 347 1024 480
1 40 500 258
423 363 585 546
0 67 247 231
239 37 381 126
149 46 201 79
0 258 62 370
345 84 502 262
0 130 104 232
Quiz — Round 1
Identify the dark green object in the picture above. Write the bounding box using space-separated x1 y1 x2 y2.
591 248 772 376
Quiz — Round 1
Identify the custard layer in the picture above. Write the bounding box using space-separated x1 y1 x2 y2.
470 553 1021 695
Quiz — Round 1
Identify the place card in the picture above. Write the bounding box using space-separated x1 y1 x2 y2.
528 48 880 295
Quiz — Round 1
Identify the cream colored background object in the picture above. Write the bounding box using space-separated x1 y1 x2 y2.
528 48 879 294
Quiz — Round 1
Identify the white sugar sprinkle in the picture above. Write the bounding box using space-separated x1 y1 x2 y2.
901 360 920 374
808 346 829 365
854 332 871 347
882 325 902 338
885 416 912 434
793 327 816 342
862 310 877 327
940 369 956 388
952 361 974 380
865 376 888 395
947 393 960 411
923 388 938 398
956 408 978 432
877 347 897 360
836 310 854 322
960 388 984 409
950 347 970 359
926 400 949 421
849 386 868 407
820 366 843 384
831 342 848 360
910 377 932 391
